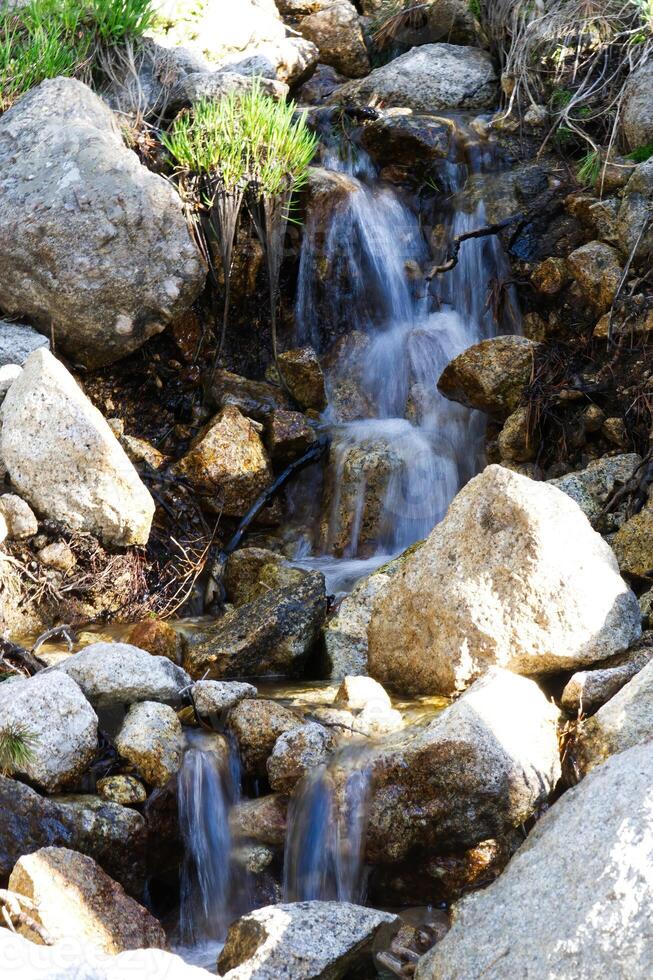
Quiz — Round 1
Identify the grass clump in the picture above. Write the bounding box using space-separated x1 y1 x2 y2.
0 0 156 112
0 723 37 776
626 141 653 162
163 85 318 388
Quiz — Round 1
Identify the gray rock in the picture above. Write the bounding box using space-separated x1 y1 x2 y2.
217 36 320 86
0 364 21 404
561 636 653 715
1 350 155 547
167 69 288 114
219 901 397 979
192 680 258 718
0 77 204 368
416 741 653 980
362 668 561 863
0 672 97 793
615 157 653 264
267 722 336 792
114 701 183 787
573 657 653 777
620 59 653 151
329 43 498 113
53 642 191 707
0 493 38 539
184 574 327 679
0 319 49 366
549 452 642 531
0 776 146 895
368 465 642 696
361 112 454 167
297 1 370 78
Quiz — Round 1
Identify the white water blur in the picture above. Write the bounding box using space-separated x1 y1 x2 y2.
293 130 519 595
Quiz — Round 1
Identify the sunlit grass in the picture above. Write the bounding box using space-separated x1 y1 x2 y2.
0 723 37 776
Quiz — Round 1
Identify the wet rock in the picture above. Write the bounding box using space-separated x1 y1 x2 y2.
296 63 347 104
226 699 303 776
363 669 560 863
184 574 327 679
561 636 653 716
329 44 498 113
0 319 49 366
297 2 369 78
210 368 291 422
0 672 97 793
334 675 391 710
1 350 155 546
174 404 273 517
573 658 653 777
233 843 275 874
352 701 403 736
549 452 642 531
168 69 288 113
620 60 653 151
611 499 653 578
0 493 37 539
115 701 183 788
8 846 166 953
122 620 184 663
0 777 146 895
615 158 653 264
567 241 622 315
267 722 336 792
0 77 204 368
415 741 653 980
96 774 147 806
361 112 454 167
53 642 190 707
496 406 537 463
265 408 317 463
437 335 538 420
276 347 327 411
192 680 258 719
230 793 288 845
219 901 397 979
224 547 312 606
368 465 641 696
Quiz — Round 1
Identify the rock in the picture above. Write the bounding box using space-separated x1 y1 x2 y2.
530 256 569 295
8 846 166 953
122 620 183 662
0 927 212 978
496 406 537 463
226 699 303 776
415 740 653 980
561 637 653 716
120 433 166 471
620 60 653 151
329 44 499 113
210 368 291 422
361 112 454 167
615 158 653 264
0 77 204 368
218 37 319 87
296 63 347 104
0 672 97 793
368 465 642 696
0 319 49 366
224 547 313 606
611 499 653 578
641 587 653 628
192 680 258 718
276 347 327 411
53 642 190 707
567 241 622 314
1 350 155 546
363 668 560 863
267 722 336 792
0 363 21 404
549 453 642 531
218 901 397 979
0 493 37 538
0 777 146 894
174 404 273 517
36 541 76 572
114 701 183 788
96 774 147 806
297 2 369 78
437 335 538 420
573 658 653 777
168 69 288 113
353 701 403 736
230 794 288 845
184 574 327 679
265 408 317 463
333 675 391 710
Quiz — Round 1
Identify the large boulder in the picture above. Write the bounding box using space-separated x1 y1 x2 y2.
183 574 327 679
0 777 147 894
296 2 370 78
415 741 653 980
573 658 653 777
8 846 166 953
218 901 397 979
0 672 97 793
368 465 641 696
174 404 273 517
549 452 642 531
615 157 653 264
1 350 155 547
0 77 204 368
329 43 499 113
362 668 560 863
53 642 190 707
437 335 538 420
114 701 183 788
620 60 653 151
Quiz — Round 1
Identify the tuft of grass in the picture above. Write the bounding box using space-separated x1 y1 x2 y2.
0 723 37 776
577 149 601 185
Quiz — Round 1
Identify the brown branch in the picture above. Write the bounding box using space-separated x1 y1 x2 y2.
426 213 525 279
